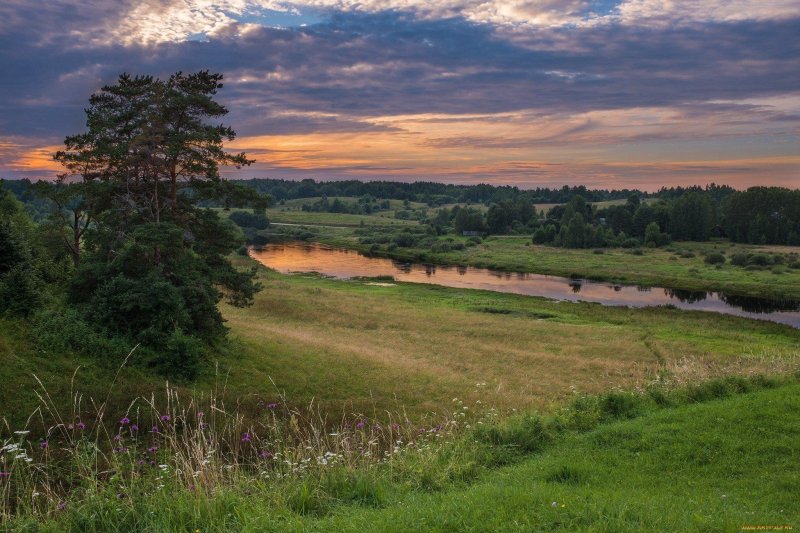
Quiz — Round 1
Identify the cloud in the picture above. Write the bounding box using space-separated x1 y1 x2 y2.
0 2 798 188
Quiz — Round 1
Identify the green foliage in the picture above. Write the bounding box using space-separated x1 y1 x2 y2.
704 252 726 265
228 210 270 230
723 187 800 245
669 192 714 241
46 71 266 376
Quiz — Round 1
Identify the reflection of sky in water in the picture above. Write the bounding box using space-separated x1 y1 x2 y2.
250 243 800 328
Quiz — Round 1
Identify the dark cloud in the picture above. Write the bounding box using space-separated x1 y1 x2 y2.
0 4 798 188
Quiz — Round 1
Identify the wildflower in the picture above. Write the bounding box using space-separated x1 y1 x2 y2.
160 415 170 422
39 440 48 449
551 502 558 508
120 417 130 425
259 450 273 459
113 447 128 453
0 472 10 478
150 426 159 433
147 446 158 454
267 403 278 409
197 412 204 418
113 434 122 442
67 424 74 430
241 432 252 443
76 422 86 430
130 424 139 433
57 501 67 511
356 420 366 429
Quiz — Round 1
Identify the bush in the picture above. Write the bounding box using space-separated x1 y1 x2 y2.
748 253 770 266
228 210 270 230
704 252 725 265
592 248 604 254
731 252 748 266
150 329 206 380
0 264 44 316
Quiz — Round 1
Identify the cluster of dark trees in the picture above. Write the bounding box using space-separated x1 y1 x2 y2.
237 178 645 206
1 71 268 378
468 185 799 248
299 195 390 215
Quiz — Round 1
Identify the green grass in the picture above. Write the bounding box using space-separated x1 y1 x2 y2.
8 377 798 531
314 382 800 532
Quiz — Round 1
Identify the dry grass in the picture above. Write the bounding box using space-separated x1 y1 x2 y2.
218 267 800 417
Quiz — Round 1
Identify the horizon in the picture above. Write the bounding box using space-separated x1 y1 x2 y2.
1 1 799 190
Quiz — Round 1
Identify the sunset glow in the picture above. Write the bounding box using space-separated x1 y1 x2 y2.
1 1 798 190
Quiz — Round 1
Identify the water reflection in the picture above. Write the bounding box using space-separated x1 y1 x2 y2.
720 294 800 313
664 289 709 304
250 243 800 328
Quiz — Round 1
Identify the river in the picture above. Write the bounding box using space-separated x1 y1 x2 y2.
250 242 800 328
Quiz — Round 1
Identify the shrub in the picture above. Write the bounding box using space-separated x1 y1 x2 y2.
748 253 770 266
731 252 748 266
704 252 725 265
592 248 604 254
228 210 270 230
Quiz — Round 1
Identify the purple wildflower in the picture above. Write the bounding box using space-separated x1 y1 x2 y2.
267 403 278 409
113 447 128 453
259 450 273 459
241 432 252 443
76 422 86 430
0 472 10 479
39 440 48 449
150 426 159 433
197 412 204 418
130 424 139 433
57 501 67 511
113 434 122 442
356 420 366 429
160 415 170 422
147 446 158 454
120 417 130 425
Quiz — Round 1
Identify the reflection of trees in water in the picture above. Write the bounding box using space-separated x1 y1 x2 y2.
392 261 412 274
664 288 708 303
719 294 800 313
425 265 436 276
457 265 468 275
636 286 651 292
569 281 582 293
612 285 622 292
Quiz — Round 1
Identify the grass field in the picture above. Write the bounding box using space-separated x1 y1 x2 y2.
4 257 798 430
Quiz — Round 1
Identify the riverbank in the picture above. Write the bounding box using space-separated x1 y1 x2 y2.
261 222 800 300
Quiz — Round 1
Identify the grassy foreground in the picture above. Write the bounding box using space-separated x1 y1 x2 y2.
4 376 798 531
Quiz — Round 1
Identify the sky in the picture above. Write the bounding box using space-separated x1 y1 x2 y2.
0 1 798 191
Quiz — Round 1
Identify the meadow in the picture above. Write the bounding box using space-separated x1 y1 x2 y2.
2 253 799 529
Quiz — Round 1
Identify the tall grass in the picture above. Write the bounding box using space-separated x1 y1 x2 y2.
2 363 795 529
0 360 473 524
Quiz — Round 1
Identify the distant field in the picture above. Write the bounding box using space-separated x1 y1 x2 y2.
265 219 800 299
